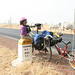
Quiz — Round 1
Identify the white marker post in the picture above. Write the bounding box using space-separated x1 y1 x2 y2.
11 39 32 67
18 39 32 61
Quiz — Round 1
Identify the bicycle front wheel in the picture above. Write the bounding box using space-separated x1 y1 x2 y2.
68 51 75 69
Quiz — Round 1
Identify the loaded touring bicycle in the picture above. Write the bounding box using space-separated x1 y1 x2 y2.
27 23 75 70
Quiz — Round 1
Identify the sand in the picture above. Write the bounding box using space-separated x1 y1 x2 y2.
0 45 62 75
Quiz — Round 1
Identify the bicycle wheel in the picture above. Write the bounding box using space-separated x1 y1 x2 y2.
68 51 75 69
39 40 52 61
32 43 34 53
32 47 34 53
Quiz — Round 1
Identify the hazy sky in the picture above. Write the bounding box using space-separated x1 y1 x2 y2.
0 0 75 24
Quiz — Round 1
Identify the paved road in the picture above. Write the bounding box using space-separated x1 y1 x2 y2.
0 28 75 50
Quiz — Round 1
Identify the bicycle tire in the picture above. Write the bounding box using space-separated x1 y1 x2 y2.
32 47 34 53
39 40 52 62
68 51 75 69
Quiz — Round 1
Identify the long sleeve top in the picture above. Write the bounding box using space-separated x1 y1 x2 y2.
21 25 29 36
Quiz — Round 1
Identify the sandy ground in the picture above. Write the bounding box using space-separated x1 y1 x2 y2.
0 36 62 75
0 24 75 35
0 46 62 75
0 36 75 75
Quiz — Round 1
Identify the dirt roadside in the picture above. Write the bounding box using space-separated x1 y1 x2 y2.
0 36 18 51
0 35 75 75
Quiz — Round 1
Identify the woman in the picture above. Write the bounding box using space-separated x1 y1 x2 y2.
20 17 32 40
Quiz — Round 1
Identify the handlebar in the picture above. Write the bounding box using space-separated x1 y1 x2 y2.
62 40 71 45
54 32 63 38
62 40 67 44
54 33 71 45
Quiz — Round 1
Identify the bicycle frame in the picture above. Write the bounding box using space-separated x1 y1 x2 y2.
55 44 69 59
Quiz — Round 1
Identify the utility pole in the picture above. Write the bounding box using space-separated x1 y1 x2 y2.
72 9 75 51
74 9 75 27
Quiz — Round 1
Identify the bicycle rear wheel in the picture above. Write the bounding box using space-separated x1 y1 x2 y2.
68 51 75 69
39 45 52 62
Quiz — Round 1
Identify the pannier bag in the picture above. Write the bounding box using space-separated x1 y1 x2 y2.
33 34 44 50
34 34 44 44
